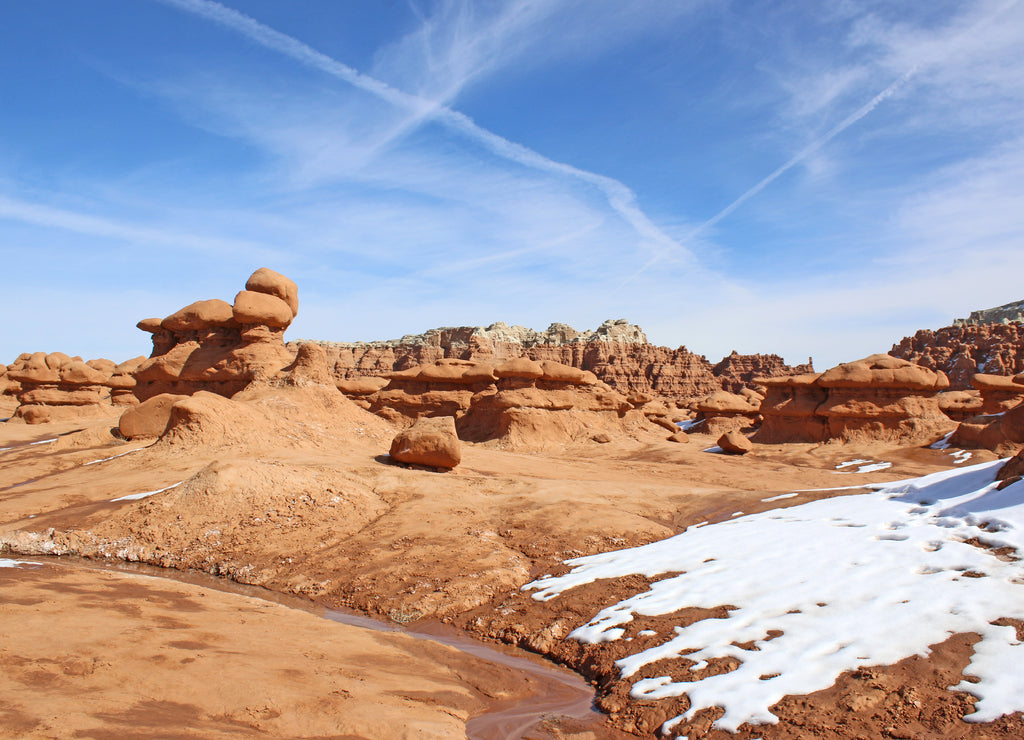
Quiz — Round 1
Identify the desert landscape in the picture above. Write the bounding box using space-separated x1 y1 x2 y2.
2 268 1023 739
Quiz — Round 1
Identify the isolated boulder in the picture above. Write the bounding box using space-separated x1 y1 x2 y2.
389 416 461 469
718 430 752 454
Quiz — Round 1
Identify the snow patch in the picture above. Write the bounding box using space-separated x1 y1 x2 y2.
835 460 891 474
702 446 725 454
930 432 955 450
952 450 973 465
526 460 1024 733
761 493 798 503
83 448 144 466
110 481 184 502
678 419 703 432
0 559 39 568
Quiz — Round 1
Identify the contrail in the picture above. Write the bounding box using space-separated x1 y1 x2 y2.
616 66 919 288
156 0 689 263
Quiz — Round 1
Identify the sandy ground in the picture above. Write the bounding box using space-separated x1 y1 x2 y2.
0 386 1018 738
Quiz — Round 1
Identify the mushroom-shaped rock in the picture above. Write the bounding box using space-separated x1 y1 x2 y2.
699 390 759 414
337 377 390 395
938 390 984 421
118 393 190 439
389 416 461 469
162 299 237 333
232 290 294 328
494 357 544 379
137 318 164 334
818 354 949 390
718 430 752 454
540 361 592 385
970 373 1024 414
245 267 299 317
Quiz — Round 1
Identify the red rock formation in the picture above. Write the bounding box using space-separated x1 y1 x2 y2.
133 269 298 401
6 353 117 424
389 416 461 469
694 390 761 436
890 323 1024 390
937 390 984 422
816 354 953 444
713 351 813 394
300 320 810 401
0 363 19 396
718 430 752 455
755 373 828 444
347 357 653 449
970 373 1024 414
753 356 953 445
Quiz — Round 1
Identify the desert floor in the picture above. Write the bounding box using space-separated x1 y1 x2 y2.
2 391 1020 739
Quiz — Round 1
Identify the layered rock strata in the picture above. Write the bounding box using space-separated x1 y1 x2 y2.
6 352 117 424
133 268 298 401
891 322 1024 389
345 357 652 449
754 355 954 445
953 298 1024 326
301 320 809 400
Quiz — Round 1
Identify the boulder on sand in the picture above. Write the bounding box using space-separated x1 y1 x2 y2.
118 393 190 440
389 416 461 469
718 430 752 455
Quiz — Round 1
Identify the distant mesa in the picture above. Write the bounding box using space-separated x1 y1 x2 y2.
299 320 810 401
953 298 1024 327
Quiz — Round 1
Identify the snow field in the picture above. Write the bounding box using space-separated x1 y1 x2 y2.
525 459 1024 734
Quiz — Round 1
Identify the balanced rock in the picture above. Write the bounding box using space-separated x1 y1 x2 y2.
389 416 461 469
937 390 984 422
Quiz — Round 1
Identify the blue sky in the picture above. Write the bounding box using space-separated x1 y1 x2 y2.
3 0 1023 369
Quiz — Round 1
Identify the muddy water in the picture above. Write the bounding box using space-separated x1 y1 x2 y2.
17 555 600 739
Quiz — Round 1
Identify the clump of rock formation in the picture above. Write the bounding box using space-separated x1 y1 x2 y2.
754 355 953 445
133 268 298 401
341 356 652 449
693 390 761 436
299 320 810 400
891 321 1024 389
949 372 1024 454
6 352 119 424
970 373 1024 414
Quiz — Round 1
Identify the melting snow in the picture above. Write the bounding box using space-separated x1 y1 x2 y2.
0 559 39 568
83 448 144 466
678 419 704 432
110 481 183 502
702 446 725 454
526 460 1024 734
952 450 973 465
761 493 798 503
931 432 955 450
835 460 892 474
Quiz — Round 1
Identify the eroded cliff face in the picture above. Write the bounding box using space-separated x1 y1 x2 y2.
299 320 809 400
890 323 1024 390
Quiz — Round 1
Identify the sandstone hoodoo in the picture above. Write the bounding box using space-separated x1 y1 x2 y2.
389 415 461 469
132 268 298 401
937 389 984 422
344 356 654 449
693 389 761 436
817 354 953 444
970 373 1024 414
6 352 117 424
949 374 1024 454
107 356 147 407
755 372 828 443
753 355 954 445
302 320 811 400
